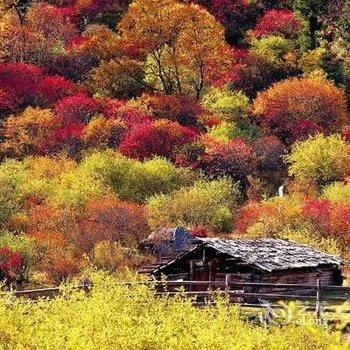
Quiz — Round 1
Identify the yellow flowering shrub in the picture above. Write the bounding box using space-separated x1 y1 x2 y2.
323 182 350 203
287 134 350 190
0 272 346 349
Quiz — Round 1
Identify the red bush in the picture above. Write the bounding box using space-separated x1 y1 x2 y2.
202 137 255 181
49 48 99 81
0 62 43 111
30 230 82 284
0 89 14 112
119 120 197 160
252 77 349 144
250 10 302 38
235 202 277 233
174 139 205 169
146 94 203 127
103 100 152 128
67 35 90 50
201 115 222 128
210 0 257 43
54 93 102 124
227 48 291 97
75 0 122 17
0 63 80 112
47 122 85 155
211 0 249 26
253 135 285 172
36 75 78 106
342 125 350 142
190 225 212 238
302 198 331 232
0 247 24 284
329 203 350 244
82 196 150 250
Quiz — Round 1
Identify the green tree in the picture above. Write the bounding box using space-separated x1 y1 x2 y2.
201 87 250 122
147 178 240 232
294 0 329 51
336 0 350 106
79 151 194 202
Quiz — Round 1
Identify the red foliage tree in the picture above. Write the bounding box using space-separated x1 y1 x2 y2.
0 89 14 112
27 2 78 44
45 122 85 156
190 225 212 238
252 77 349 144
57 0 129 25
227 48 292 98
329 203 350 244
249 9 302 39
202 137 255 184
174 139 206 169
0 63 79 113
54 93 102 124
302 198 331 233
0 247 24 285
103 99 152 128
210 0 258 43
253 135 285 172
81 195 150 250
49 45 99 81
235 202 278 233
30 230 82 284
74 0 118 16
119 120 197 160
302 199 350 245
342 125 350 142
146 94 203 127
36 75 79 107
0 62 43 112
251 135 286 196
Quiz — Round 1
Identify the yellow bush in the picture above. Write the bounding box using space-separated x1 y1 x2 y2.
287 134 350 190
147 178 239 232
0 272 346 349
323 182 350 203
1 107 54 158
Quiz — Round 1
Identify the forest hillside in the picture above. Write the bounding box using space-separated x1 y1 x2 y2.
0 0 349 288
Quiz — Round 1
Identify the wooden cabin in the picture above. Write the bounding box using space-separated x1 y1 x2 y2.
152 238 343 299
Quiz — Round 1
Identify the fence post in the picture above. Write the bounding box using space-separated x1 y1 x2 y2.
264 302 271 328
189 260 195 292
315 278 322 323
225 274 231 300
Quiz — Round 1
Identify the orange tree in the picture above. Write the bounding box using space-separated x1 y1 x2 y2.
117 0 231 98
1 107 55 158
252 77 349 144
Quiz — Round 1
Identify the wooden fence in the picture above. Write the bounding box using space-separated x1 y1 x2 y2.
3 277 350 322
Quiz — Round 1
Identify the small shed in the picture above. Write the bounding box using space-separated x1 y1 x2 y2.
139 227 198 259
152 238 343 296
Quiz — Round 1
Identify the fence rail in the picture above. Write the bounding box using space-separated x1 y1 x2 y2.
4 279 350 298
3 277 350 322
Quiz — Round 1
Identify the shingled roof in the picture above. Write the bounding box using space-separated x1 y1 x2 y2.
154 238 342 273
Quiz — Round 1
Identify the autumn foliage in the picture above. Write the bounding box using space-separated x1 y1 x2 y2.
253 77 349 143
0 63 78 113
0 247 24 285
249 10 302 39
0 0 349 288
201 137 255 186
119 120 197 160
